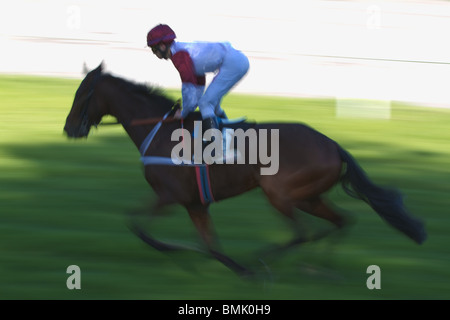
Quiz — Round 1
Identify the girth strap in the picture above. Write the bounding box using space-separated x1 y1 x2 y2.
195 165 215 205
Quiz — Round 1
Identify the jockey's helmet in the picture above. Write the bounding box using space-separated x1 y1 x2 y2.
147 24 176 47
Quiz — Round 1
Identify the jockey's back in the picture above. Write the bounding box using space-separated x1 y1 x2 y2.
171 41 233 75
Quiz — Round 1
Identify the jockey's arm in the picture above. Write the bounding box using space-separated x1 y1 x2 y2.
171 51 205 118
180 83 204 118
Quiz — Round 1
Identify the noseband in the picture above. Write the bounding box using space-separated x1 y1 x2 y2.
78 72 103 131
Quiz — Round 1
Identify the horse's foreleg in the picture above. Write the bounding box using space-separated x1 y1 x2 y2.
187 204 254 277
129 223 204 252
127 201 204 253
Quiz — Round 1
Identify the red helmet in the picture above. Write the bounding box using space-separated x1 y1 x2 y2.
147 24 176 47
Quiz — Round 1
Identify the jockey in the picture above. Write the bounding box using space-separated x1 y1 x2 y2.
146 24 249 137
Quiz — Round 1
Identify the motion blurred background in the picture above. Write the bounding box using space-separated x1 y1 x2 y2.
1 0 449 300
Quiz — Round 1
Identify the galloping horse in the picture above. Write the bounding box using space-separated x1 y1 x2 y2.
64 63 426 276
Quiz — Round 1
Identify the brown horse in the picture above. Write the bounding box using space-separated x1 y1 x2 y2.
64 63 426 277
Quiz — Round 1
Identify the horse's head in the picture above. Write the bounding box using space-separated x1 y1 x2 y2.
64 62 105 138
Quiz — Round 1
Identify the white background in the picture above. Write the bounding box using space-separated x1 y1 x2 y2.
1 0 450 107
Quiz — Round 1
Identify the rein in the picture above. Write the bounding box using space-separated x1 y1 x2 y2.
99 100 181 127
98 116 179 127
129 116 180 126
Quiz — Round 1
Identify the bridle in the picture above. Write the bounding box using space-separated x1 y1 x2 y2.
77 72 103 132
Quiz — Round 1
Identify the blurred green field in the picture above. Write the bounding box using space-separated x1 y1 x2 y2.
1 74 449 300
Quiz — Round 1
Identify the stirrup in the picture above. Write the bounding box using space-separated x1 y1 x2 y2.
218 117 247 127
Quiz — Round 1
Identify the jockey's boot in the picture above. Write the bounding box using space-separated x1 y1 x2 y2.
217 110 228 120
202 116 220 161
202 116 219 134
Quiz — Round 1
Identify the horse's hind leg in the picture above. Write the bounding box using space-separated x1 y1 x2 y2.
260 167 347 252
285 164 349 238
264 195 309 244
295 197 351 242
256 192 321 263
261 195 349 264
295 197 354 270
187 204 254 277
296 197 346 229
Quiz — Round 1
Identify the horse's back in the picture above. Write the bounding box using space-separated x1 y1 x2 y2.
251 121 342 203
255 121 340 168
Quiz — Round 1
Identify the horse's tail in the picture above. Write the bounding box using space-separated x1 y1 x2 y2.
337 145 427 244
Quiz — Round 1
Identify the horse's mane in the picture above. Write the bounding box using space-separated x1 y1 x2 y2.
104 73 175 111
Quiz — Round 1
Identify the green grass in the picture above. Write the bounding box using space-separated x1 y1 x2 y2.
1 74 449 299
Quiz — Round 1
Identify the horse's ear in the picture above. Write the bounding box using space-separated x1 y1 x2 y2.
81 61 103 75
92 61 104 74
96 61 107 76
81 61 104 78
82 62 89 75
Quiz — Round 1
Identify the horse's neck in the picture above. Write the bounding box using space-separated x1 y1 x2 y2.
99 77 166 152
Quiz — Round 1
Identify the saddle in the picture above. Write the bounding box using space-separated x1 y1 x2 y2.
139 112 255 205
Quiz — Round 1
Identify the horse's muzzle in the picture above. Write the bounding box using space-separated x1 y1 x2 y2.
64 123 90 138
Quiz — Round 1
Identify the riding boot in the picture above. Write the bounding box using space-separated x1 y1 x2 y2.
202 116 220 160
202 116 219 141
217 110 228 120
